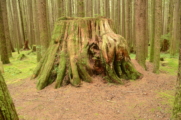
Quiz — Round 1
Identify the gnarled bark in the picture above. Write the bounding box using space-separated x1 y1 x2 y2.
32 17 142 90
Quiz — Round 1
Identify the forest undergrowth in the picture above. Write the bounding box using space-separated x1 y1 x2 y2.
3 50 178 120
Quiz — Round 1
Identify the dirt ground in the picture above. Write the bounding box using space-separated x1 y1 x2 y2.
7 60 176 120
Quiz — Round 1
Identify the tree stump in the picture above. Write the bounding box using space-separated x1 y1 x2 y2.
32 17 142 90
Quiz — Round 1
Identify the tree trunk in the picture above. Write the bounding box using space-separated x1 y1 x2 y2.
32 17 142 90
149 0 155 62
172 1 181 119
153 0 162 73
37 0 49 55
77 0 85 17
161 0 170 52
170 0 180 57
135 0 147 69
0 71 19 120
121 0 125 37
0 1 10 64
1 0 12 57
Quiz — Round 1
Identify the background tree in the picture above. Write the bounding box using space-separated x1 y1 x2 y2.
149 0 155 62
135 0 147 69
1 0 12 57
153 0 162 73
77 0 85 17
170 0 180 57
0 1 10 64
37 0 49 55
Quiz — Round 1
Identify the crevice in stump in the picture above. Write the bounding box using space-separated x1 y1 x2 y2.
32 17 142 90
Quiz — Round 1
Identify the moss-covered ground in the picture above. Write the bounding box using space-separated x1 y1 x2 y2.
130 52 179 75
3 51 178 84
3 51 37 84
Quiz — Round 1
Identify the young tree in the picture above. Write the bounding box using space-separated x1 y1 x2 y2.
32 0 41 61
149 0 155 62
170 0 180 57
1 0 12 57
37 0 49 55
135 0 147 69
121 0 125 37
153 0 162 73
0 71 19 120
0 1 10 64
77 0 85 17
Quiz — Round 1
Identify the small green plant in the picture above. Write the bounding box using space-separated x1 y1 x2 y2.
161 33 171 41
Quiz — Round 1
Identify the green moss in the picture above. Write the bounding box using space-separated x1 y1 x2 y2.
160 53 178 75
55 51 67 88
36 45 59 90
3 51 37 84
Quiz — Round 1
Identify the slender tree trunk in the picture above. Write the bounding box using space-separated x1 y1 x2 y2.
1 0 12 57
0 1 10 64
121 0 125 37
161 0 170 52
132 0 136 53
32 0 41 61
153 0 162 73
170 0 180 57
105 0 110 18
77 0 85 17
145 0 149 58
135 0 146 69
37 0 49 55
149 0 155 62
0 71 19 120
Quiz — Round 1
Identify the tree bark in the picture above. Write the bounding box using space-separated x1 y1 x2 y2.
135 0 146 69
0 1 10 64
0 71 19 120
172 15 181 120
77 0 85 17
1 0 12 57
37 0 49 55
170 0 180 57
153 0 162 73
32 17 142 90
149 0 155 62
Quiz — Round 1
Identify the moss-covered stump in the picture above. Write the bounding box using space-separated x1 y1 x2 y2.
32 17 142 90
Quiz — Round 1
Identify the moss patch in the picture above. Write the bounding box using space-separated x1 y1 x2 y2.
2 50 37 84
160 53 178 75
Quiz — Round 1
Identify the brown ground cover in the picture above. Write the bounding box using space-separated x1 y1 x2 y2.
8 60 176 120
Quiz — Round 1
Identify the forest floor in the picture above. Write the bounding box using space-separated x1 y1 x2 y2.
3 51 178 120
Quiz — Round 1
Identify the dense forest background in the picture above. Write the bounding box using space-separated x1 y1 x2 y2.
1 0 181 73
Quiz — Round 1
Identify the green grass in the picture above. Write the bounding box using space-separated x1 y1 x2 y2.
2 50 37 84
